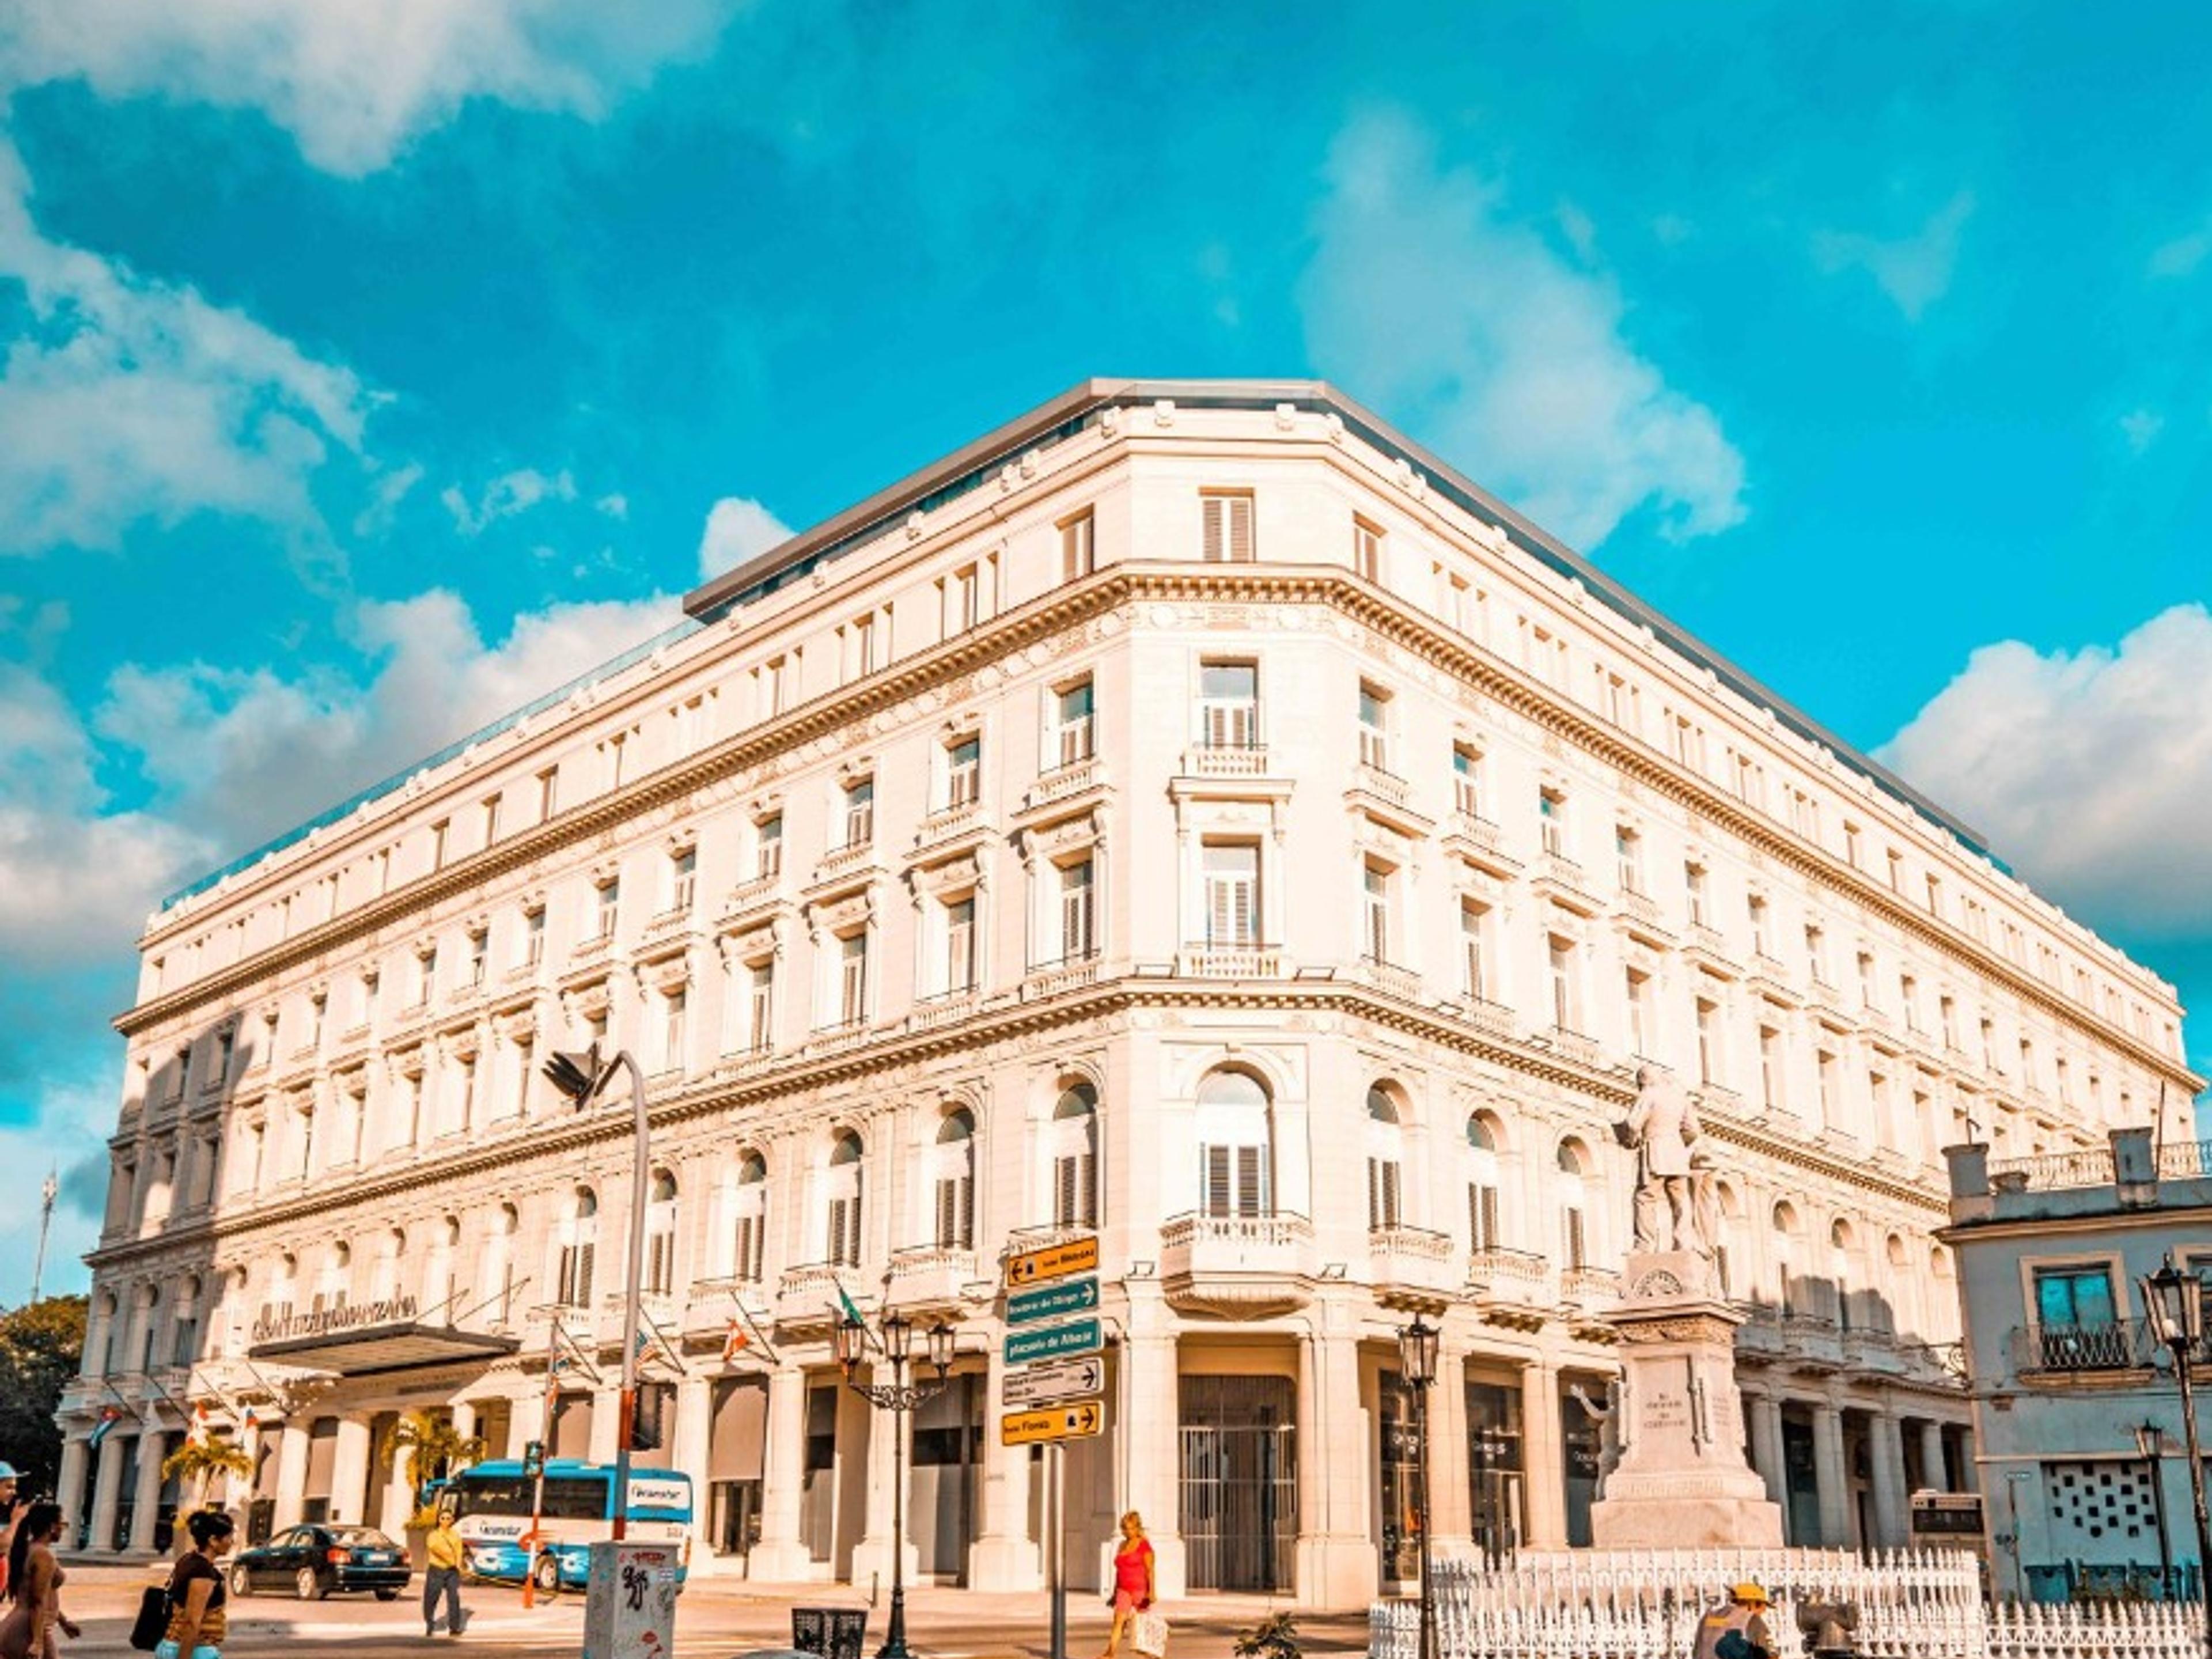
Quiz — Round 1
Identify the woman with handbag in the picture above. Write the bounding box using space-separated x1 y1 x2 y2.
1097 1510 1157 1658
0 1502 80 1659
154 1510 236 1659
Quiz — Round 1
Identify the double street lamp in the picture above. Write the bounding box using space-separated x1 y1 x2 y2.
2138 1256 2210 1641
1397 1314 1440 1659
835 1310 956 1659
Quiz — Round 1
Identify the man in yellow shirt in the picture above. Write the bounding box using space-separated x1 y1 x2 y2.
423 1512 471 1638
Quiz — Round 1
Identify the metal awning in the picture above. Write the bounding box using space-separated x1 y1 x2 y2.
248 1321 518 1377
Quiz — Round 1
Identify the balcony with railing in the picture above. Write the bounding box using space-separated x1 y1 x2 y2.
2157 1138 2212 1179
1466 1247 1551 1328
1781 1310 1846 1369
1450 994 1517 1040
775 1260 868 1331
1022 950 1103 1001
1024 755 1104 811
907 987 981 1032
1357 955 1423 1001
2009 1320 2152 1378
1559 1266 1622 1307
1160 1211 1315 1318
885 1243 981 1310
1177 941 1285 980
1367 1225 1457 1305
1987 1146 2118 1192
1181 742 1271 779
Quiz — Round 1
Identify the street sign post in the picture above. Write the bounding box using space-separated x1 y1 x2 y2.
1001 1355 1107 1409
1001 1400 1105 1446
1005 1236 1100 1287
1007 1276 1100 1326
1005 1317 1103 1366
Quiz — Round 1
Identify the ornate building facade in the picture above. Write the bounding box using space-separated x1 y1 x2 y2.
60 381 2198 1607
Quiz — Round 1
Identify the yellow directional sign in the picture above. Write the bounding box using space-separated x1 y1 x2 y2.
1005 1235 1099 1289
1000 1400 1104 1446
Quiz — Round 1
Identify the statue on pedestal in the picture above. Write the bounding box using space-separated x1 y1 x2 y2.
1618 1067 1708 1256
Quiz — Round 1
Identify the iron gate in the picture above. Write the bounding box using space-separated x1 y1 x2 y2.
1179 1375 1297 1593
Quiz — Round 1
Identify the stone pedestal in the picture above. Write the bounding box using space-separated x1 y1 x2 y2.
1589 1252 1783 1548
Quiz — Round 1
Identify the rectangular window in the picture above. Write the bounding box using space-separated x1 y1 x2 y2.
746 962 775 1053
670 847 697 912
2033 1266 2116 1330
1059 858 1096 961
430 819 450 871
944 896 977 992
756 815 783 880
1199 662 1259 748
1055 1149 1097 1229
1055 681 1096 766
604 733 628 791
537 767 560 823
1686 862 1709 926
842 779 874 848
1748 896 1769 958
844 613 876 681
1362 862 1393 963
1060 510 1095 581
483 793 503 845
1625 969 1652 1057
1539 788 1567 858
1547 934 1578 1032
1805 925 1825 985
1366 1156 1402 1229
1696 997 1722 1085
1353 516 1384 582
1452 744 1482 817
1759 1026 1785 1112
1816 1048 1839 1123
1202 1144 1268 1218
1203 843 1260 946
1468 1181 1499 1251
761 656 788 715
945 737 982 809
525 908 546 968
1460 899 1490 1001
1843 821 1862 868
1200 491 1255 562
933 1173 975 1249
838 933 869 1025
1857 950 1876 1007
1616 827 1643 895
595 878 620 940
467 931 487 989
1357 683 1391 770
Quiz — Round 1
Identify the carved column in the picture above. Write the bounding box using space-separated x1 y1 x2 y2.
1429 1342 1474 1552
88 1433 125 1551
748 1360 813 1580
273 1419 311 1530
1919 1418 1948 1494
129 1431 168 1550
1810 1400 1850 1547
969 1346 1040 1591
1869 1409 1910 1547
330 1417 373 1525
1748 1391 1787 1514
1519 1359 1567 1549
56 1438 90 1536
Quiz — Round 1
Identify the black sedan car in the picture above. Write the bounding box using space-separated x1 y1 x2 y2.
228 1525 413 1601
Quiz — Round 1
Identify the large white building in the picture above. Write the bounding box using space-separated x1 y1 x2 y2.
59 380 2199 1607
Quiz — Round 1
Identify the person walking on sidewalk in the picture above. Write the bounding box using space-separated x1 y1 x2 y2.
153 1509 233 1659
0 1464 21 1602
421 1512 469 1638
0 1501 81 1659
1097 1510 1156 1659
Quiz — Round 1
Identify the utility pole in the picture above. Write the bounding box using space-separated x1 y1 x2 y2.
30 1167 56 1302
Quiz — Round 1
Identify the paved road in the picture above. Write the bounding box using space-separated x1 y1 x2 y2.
50 1563 1373 1659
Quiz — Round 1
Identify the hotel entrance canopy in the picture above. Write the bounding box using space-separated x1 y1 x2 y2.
246 1298 519 1377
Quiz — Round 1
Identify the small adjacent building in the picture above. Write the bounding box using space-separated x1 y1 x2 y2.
1942 1125 2212 1601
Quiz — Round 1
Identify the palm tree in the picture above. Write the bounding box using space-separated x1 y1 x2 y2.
378 1410 487 1514
162 1437 253 1512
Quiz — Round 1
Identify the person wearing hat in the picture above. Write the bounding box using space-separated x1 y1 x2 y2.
1693 1582 1776 1659
0 1464 20 1602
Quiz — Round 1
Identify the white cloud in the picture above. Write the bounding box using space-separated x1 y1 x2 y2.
0 1067 115 1301
697 495 791 582
1812 191 1975 322
0 0 742 177
1298 111 1747 550
1878 603 2212 939
0 136 377 555
2119 408 2164 454
2149 222 2212 280
441 466 577 535
595 493 629 520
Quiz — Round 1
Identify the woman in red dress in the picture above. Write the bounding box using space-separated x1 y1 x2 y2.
1098 1510 1155 1658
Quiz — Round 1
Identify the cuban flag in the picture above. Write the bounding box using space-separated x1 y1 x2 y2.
88 1406 122 1449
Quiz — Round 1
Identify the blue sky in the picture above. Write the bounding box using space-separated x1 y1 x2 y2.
3 1 2210 1301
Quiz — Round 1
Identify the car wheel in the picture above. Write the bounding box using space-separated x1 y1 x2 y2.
532 1554 561 1593
375 1589 399 1602
230 1564 252 1597
295 1565 324 1601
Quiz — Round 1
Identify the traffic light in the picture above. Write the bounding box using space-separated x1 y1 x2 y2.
629 1385 666 1452
522 1440 544 1480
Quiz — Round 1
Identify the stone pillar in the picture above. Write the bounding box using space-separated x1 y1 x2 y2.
1294 1308 1373 1608
1869 1411 1910 1548
450 1400 478 1441
1122 1310 1184 1597
274 1421 311 1530
749 1361 812 1580
1919 1418 1948 1494
1748 1392 1787 1513
89 1434 126 1552
509 1388 548 1451
1810 1402 1850 1548
129 1433 168 1551
1429 1346 1474 1552
57 1438 90 1537
969 1346 1040 1591
1520 1359 1567 1549
330 1418 373 1525
378 1440 415 1533
673 1377 712 1485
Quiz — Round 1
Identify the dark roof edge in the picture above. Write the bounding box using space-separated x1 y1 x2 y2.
682 377 1991 861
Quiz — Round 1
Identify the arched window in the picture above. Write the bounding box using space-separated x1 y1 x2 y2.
90 1291 118 1377
134 1283 162 1373
732 1153 768 1283
932 1109 977 1249
558 1189 598 1308
1365 1085 1406 1230
426 1215 460 1317
1884 1233 1910 1336
315 1243 349 1312
1771 1202 1801 1315
171 1276 202 1368
1713 1181 1747 1298
1051 1083 1099 1229
1829 1218 1856 1330
1556 1139 1591 1270
487 1205 520 1324
1465 1114 1502 1253
1195 1069 1272 1219
373 1228 405 1302
645 1171 679 1295
266 1254 297 1326
827 1132 863 1267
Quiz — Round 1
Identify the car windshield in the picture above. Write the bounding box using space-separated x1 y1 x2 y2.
331 1529 396 1548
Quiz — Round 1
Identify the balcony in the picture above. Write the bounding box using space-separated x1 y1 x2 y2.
1349 762 1411 811
1530 855 1600 914
1560 1266 1622 1308
885 1244 981 1312
1735 1304 1785 1362
1176 942 1285 980
775 1262 868 1331
1022 953 1103 1001
1447 812 1502 855
1842 1326 1907 1376
1024 756 1104 812
1539 1025 1603 1069
813 840 873 883
907 989 980 1032
2010 1320 2151 1378
1467 1247 1551 1330
1181 743 1271 779
915 800 987 851
1160 1211 1316 1319
684 1275 769 1336
1781 1311 1846 1370
1449 994 1517 1040
1988 1147 2117 1192
640 906 697 946
1367 1225 1457 1308
1357 955 1423 1001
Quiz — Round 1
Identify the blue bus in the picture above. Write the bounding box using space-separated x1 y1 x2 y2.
448 1460 693 1591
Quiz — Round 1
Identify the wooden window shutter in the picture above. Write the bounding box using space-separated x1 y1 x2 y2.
1205 1146 1231 1217
1236 1145 1264 1217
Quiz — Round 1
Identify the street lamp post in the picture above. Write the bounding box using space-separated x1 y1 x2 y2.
1397 1315 1440 1659
836 1312 955 1659
2139 1256 2210 1640
543 1044 652 1540
2133 1419 2175 1601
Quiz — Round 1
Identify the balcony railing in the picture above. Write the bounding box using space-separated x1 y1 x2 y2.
1560 1266 1622 1303
2157 1138 2212 1179
2009 1320 2150 1375
1022 952 1102 999
1988 1147 2117 1192
1177 942 1284 979
1182 742 1270 778
1358 955 1423 1000
1466 1247 1550 1294
1161 1212 1314 1251
1350 763 1411 809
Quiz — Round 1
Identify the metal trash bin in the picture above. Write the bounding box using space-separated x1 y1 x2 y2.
791 1607 869 1659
